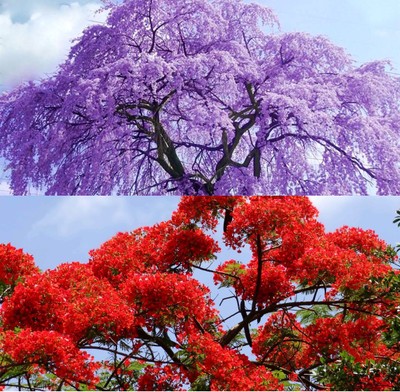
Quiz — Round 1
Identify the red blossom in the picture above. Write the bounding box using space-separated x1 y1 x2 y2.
299 315 389 365
0 244 39 286
236 259 294 306
357 374 396 391
89 222 220 287
2 329 100 386
252 311 304 369
121 272 217 329
137 364 188 391
1 196 399 391
2 263 135 343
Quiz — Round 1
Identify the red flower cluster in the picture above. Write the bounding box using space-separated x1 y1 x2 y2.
252 311 303 369
1 196 399 390
89 222 219 287
218 258 294 307
2 262 135 342
2 329 100 386
171 196 243 230
137 364 187 391
0 244 39 286
122 272 217 329
301 315 388 366
181 330 283 391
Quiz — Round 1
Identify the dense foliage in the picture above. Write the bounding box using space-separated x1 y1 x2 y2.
1 196 400 390
0 0 399 195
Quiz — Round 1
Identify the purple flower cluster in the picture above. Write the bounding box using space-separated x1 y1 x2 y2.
0 0 399 195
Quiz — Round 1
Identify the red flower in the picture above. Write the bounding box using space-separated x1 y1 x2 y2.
0 243 39 286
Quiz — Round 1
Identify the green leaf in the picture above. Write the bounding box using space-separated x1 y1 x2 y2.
296 305 333 326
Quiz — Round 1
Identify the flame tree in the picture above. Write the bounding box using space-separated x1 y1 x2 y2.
1 196 400 390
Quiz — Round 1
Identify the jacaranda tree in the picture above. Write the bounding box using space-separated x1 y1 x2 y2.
0 0 399 195
1 196 400 390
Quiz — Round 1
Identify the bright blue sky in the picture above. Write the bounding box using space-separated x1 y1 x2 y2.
0 197 399 272
265 0 400 71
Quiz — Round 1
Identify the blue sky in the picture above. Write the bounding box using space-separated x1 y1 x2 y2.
0 197 399 272
266 0 400 71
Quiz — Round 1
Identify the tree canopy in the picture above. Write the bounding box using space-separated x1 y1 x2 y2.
1 196 400 390
0 0 399 195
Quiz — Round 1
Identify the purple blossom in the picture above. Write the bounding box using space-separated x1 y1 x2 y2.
0 0 399 195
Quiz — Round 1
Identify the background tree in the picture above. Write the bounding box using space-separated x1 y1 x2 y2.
0 0 399 195
1 196 400 390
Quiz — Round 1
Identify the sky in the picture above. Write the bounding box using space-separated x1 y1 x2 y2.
0 0 106 90
0 196 399 272
266 0 400 71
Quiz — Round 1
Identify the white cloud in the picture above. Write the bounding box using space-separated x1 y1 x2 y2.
30 197 181 239
0 0 99 23
32 197 132 237
0 181 11 195
0 1 105 89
